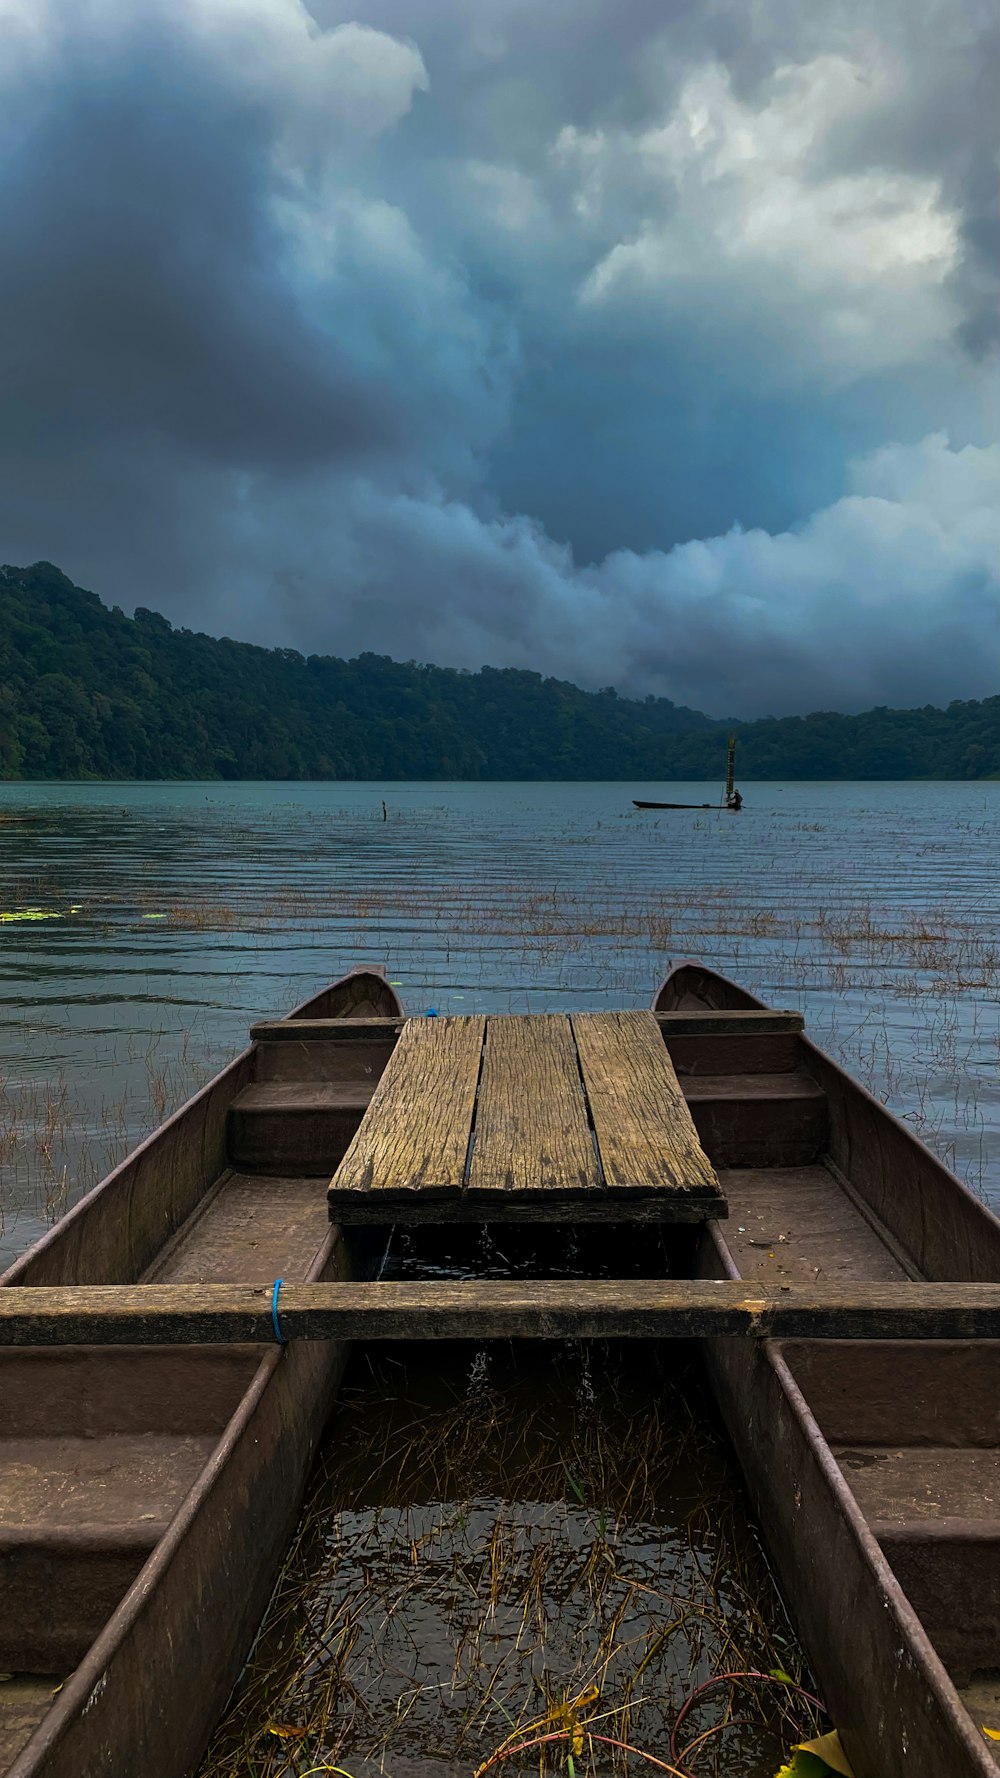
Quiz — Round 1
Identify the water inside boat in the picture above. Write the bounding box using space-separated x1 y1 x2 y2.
199 1223 821 1778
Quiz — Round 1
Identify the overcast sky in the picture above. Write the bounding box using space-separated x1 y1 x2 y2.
1 0 997 715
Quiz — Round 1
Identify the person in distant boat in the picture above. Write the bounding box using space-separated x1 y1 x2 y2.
727 788 743 810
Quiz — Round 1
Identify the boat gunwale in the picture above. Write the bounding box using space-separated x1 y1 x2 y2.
702 1220 999 1776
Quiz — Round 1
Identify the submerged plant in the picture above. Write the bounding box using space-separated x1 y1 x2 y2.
199 1330 820 1778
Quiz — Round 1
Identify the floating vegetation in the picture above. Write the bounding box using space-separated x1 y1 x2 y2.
0 907 63 923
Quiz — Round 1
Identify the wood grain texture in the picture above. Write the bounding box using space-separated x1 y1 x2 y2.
682 1071 829 1168
664 1032 801 1075
329 1011 726 1221
332 1015 484 1197
655 1010 804 1034
573 1011 718 1197
6 1280 1000 1345
249 1019 404 1041
467 1015 597 1195
323 1191 725 1225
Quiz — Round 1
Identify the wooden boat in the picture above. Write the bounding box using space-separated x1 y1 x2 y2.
632 799 718 810
0 967 404 1778
634 738 743 812
6 957 1000 1778
655 960 1000 1777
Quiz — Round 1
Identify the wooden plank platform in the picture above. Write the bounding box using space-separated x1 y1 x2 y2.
327 1011 725 1223
469 1015 597 1196
6 1280 1000 1345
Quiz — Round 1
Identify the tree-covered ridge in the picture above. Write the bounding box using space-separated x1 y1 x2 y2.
1 562 997 780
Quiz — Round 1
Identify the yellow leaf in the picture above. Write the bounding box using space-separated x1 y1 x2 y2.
983 1725 1000 1742
772 1730 856 1778
796 1730 856 1776
266 1723 308 1739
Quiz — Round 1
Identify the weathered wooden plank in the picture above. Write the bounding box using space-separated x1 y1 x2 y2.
665 1032 801 1076
325 1191 726 1225
254 1039 397 1084
655 1010 804 1034
250 1019 404 1042
331 1015 484 1198
256 1012 804 1039
682 1071 829 1168
7 1281 1000 1345
573 1010 718 1197
467 1015 598 1195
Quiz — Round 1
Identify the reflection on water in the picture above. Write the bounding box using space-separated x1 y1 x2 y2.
1 779 998 1263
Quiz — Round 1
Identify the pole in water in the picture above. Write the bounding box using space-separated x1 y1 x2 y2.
725 736 742 809
381 800 387 821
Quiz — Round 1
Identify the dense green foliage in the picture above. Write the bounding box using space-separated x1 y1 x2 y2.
1 562 997 780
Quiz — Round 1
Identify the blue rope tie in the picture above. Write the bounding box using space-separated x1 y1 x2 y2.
271 1277 287 1344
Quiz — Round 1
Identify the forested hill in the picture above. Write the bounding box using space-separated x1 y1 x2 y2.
1 562 997 781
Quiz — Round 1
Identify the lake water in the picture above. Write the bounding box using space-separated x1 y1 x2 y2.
1 779 998 1267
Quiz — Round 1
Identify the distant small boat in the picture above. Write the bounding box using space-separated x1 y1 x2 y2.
634 734 743 812
632 799 717 810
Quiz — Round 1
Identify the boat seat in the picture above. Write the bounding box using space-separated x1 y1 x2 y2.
0 1433 216 1669
681 1073 829 1166
783 1341 1000 1724
228 1082 375 1173
837 1445 1000 1693
0 1348 256 1684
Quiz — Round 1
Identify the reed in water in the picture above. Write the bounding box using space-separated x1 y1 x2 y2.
199 1227 825 1778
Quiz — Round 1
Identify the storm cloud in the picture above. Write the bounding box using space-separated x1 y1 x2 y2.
0 0 996 715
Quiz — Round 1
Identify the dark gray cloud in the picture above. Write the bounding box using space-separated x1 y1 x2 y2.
0 0 996 716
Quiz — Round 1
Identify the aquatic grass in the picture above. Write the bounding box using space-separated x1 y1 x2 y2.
1 846 996 1262
198 1335 821 1778
0 1030 219 1269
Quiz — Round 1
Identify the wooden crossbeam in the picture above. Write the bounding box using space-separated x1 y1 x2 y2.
654 1009 804 1034
3 1281 1000 1346
250 1018 404 1041
249 1011 803 1040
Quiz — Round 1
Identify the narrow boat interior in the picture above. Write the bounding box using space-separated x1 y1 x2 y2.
659 963 1000 1766
785 1338 1000 1754
0 980 404 1775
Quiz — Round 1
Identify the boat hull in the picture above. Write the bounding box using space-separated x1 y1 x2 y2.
658 959 1000 1777
698 1226 996 1778
1 968 402 1778
8 1240 349 1778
